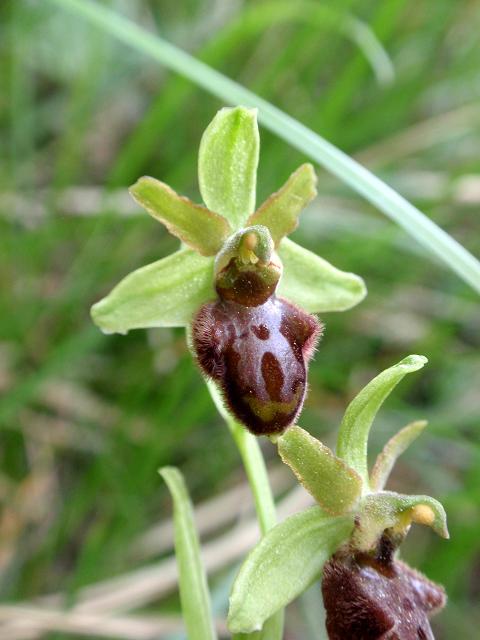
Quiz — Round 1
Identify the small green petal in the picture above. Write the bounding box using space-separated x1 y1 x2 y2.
278 238 366 312
278 426 363 516
228 507 353 634
354 491 449 551
130 176 231 256
247 164 317 247
198 106 259 230
336 355 428 486
370 420 428 492
91 248 214 333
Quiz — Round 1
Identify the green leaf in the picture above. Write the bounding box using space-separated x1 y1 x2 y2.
370 420 428 492
129 176 231 256
354 491 449 551
277 238 366 312
278 426 362 515
198 106 259 229
228 507 353 634
336 355 428 485
247 164 317 246
159 467 217 640
91 248 214 333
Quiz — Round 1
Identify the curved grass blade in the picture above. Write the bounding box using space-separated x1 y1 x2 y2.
109 0 394 182
228 507 354 634
370 420 428 491
91 248 214 333
278 238 367 312
336 355 427 485
247 164 317 247
130 176 231 256
278 426 363 515
49 0 480 295
160 467 217 640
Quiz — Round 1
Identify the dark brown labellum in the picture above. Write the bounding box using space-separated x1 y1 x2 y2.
192 295 321 435
321 535 446 640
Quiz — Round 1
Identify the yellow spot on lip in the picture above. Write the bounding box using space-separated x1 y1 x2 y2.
243 389 301 422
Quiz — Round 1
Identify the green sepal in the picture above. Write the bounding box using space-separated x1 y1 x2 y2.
130 176 231 256
278 426 362 515
247 164 317 247
370 420 428 492
277 238 366 312
228 507 354 634
354 491 449 551
336 355 428 485
198 106 260 229
159 467 217 640
91 248 215 333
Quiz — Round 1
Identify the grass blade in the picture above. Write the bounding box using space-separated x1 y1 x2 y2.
48 0 480 294
159 467 217 640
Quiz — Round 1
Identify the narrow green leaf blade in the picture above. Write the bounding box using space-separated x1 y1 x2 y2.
91 248 214 333
247 164 317 246
278 426 363 515
198 106 259 229
228 507 353 634
130 176 231 256
370 420 428 491
336 356 428 485
160 467 217 640
355 491 449 551
278 238 366 312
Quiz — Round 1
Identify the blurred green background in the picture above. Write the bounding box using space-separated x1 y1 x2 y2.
1 0 479 638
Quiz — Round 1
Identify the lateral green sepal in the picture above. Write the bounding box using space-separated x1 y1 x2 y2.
277 238 366 312
91 248 215 333
228 507 354 634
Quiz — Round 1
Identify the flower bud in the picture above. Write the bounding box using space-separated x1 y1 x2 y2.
322 532 446 640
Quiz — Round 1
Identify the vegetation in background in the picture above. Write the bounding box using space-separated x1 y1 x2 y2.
0 1 479 638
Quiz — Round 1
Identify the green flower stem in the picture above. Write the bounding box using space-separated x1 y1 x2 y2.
229 422 276 533
206 380 276 533
206 381 284 640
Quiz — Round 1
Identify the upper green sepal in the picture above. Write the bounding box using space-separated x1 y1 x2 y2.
336 355 428 485
198 106 260 229
278 426 362 515
129 176 231 256
91 248 214 333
